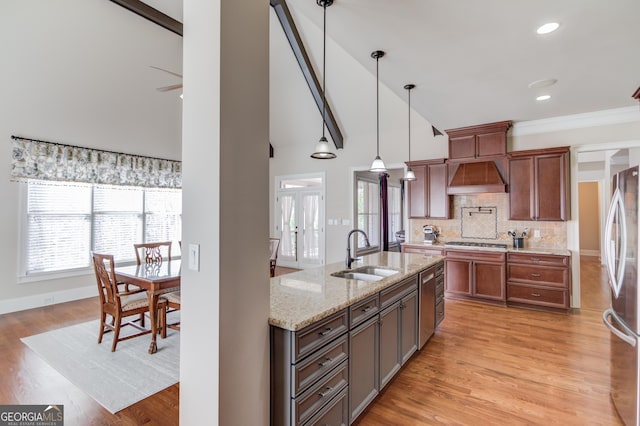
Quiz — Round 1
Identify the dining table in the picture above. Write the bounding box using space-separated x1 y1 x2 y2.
114 259 181 354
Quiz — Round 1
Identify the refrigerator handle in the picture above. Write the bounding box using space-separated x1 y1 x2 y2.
604 188 627 298
603 308 637 347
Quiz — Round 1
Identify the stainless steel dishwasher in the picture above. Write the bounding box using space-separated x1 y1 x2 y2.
419 265 436 349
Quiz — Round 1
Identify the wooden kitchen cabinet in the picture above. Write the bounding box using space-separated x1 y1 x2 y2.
508 147 570 221
379 289 418 390
445 250 506 303
406 159 451 219
507 252 571 311
349 315 379 422
445 121 511 160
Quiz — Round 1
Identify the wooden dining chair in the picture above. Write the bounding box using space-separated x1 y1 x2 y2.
134 241 172 265
92 253 167 352
269 238 280 277
160 291 181 336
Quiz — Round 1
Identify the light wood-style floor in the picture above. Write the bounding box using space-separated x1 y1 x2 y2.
0 257 621 425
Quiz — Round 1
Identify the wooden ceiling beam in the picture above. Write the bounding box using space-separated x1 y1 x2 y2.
270 0 344 150
109 0 183 36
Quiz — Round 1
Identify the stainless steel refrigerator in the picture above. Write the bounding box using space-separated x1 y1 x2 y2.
603 165 640 426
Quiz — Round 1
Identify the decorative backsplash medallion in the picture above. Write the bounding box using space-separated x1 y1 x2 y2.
461 206 497 239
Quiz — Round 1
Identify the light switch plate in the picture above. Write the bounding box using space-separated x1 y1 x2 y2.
534 229 541 238
189 243 200 271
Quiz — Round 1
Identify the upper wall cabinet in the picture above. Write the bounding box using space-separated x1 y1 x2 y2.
406 159 451 219
446 121 512 160
508 147 570 221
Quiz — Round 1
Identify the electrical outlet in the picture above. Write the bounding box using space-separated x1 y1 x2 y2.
534 229 541 238
189 243 200 271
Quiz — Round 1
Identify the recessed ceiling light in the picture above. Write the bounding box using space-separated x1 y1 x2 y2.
536 95 551 101
537 22 560 34
528 78 558 89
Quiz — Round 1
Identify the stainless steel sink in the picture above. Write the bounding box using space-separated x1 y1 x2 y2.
330 266 399 281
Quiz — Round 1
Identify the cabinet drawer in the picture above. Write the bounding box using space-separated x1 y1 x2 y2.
402 245 444 256
507 264 568 288
436 282 445 303
380 275 418 308
508 253 569 266
293 360 348 426
435 300 445 325
507 284 568 309
446 249 506 262
295 309 348 362
350 294 379 328
303 387 348 426
292 334 348 397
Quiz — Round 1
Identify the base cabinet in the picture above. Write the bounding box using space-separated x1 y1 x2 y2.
507 253 571 311
271 271 428 425
445 250 506 303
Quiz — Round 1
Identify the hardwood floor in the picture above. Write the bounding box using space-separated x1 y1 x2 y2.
355 256 621 425
0 257 621 425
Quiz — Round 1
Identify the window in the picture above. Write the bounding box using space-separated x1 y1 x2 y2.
21 181 182 277
388 184 402 246
355 175 380 253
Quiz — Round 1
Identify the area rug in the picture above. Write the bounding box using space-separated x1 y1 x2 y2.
20 317 180 413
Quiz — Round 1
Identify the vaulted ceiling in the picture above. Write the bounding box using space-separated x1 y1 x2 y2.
135 0 640 132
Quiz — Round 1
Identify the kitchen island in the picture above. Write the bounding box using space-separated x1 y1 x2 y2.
270 251 444 425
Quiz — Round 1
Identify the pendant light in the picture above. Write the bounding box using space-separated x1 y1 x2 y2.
369 50 387 172
311 0 337 159
403 84 416 181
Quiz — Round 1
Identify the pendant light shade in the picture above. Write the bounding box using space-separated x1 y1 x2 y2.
311 0 337 159
369 50 387 173
403 83 416 181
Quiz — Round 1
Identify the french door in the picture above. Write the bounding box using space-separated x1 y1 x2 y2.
275 175 325 269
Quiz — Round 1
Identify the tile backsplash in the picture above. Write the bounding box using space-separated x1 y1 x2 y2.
408 193 566 250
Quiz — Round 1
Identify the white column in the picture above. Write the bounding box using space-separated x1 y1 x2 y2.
180 0 270 424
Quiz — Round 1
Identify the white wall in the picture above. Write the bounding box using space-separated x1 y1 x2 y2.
0 0 182 312
181 0 270 424
269 10 447 264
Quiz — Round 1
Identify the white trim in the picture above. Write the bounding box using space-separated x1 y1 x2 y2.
513 106 640 136
0 284 96 315
580 249 601 257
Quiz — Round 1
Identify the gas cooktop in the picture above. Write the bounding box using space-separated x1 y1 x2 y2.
445 241 508 249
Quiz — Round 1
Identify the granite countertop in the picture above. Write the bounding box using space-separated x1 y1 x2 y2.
269 251 443 331
402 240 571 256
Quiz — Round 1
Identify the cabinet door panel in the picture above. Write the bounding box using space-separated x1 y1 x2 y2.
509 156 534 220
476 131 506 157
449 135 476 159
536 154 566 220
349 316 379 423
473 262 505 300
400 291 418 364
444 259 472 295
379 303 401 389
428 163 450 219
407 165 427 218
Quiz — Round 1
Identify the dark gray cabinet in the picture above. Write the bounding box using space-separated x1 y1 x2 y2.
348 315 379 422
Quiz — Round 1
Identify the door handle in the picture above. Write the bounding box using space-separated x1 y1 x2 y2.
603 308 636 347
604 188 627 297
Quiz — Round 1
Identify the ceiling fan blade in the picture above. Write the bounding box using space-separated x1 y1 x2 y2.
156 83 183 92
149 65 183 79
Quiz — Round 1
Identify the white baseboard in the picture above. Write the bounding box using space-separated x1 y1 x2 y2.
580 249 601 257
0 286 96 315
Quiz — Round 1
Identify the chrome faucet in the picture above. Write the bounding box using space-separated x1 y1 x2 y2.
346 229 370 269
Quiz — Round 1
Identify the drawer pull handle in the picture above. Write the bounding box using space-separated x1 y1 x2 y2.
530 273 541 277
318 386 333 398
531 292 541 297
531 257 541 261
318 357 333 367
362 306 373 313
318 327 333 336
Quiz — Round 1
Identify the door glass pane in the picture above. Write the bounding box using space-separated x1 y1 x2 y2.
301 192 320 262
279 194 297 260
356 179 379 249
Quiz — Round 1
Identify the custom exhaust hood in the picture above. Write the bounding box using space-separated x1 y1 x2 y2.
447 160 506 194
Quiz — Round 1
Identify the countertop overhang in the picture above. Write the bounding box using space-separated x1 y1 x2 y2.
269 251 443 331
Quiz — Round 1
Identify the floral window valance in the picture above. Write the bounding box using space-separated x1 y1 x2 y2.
10 136 181 189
